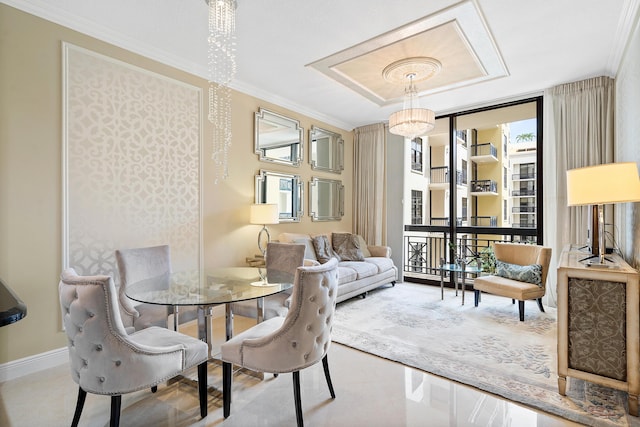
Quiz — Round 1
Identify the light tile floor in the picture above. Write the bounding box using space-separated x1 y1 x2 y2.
1 312 583 427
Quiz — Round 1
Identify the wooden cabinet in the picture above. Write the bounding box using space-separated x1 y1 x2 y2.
557 246 640 415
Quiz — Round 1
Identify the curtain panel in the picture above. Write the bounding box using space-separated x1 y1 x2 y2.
353 123 387 245
543 76 615 305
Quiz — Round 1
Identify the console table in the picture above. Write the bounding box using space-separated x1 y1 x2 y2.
557 246 640 416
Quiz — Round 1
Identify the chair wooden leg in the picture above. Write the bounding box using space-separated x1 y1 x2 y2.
293 371 304 427
110 395 121 427
518 300 525 321
223 362 232 418
474 290 480 307
322 355 336 399
537 298 545 313
151 385 157 393
198 361 208 418
512 298 516 304
71 387 86 427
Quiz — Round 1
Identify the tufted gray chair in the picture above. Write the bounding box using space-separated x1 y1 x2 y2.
59 268 208 427
230 242 306 321
221 258 339 427
115 245 198 332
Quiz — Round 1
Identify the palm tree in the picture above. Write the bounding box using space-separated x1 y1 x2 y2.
515 132 535 143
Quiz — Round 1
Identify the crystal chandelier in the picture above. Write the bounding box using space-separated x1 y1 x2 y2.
207 0 237 182
384 58 440 139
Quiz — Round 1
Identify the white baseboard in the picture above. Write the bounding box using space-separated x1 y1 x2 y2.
0 347 68 383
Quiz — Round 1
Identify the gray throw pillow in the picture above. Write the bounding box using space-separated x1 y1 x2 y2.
355 234 372 258
311 235 340 264
292 237 318 262
495 261 543 287
332 232 365 261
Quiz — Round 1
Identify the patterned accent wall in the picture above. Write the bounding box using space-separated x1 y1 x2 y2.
63 43 201 282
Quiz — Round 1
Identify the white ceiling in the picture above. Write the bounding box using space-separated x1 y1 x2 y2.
6 0 639 131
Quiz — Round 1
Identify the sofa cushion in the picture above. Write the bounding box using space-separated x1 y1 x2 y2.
338 261 378 279
337 266 357 285
495 261 542 286
363 256 395 274
332 232 365 261
312 234 340 264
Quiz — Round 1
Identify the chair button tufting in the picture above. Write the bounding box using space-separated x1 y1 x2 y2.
291 341 297 348
309 296 315 302
83 359 88 367
306 325 312 331
303 353 309 360
96 344 103 351
88 312 95 318
115 360 121 367
99 377 105 383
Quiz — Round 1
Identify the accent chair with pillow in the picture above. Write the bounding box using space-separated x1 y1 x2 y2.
473 242 552 321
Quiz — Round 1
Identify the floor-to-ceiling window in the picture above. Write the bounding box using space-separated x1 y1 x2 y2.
403 96 543 284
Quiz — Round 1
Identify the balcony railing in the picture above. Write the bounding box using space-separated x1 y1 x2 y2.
512 173 536 180
512 189 536 197
470 216 497 227
470 143 497 158
403 225 538 280
430 167 467 186
514 222 536 228
431 217 463 226
512 206 536 213
470 179 498 193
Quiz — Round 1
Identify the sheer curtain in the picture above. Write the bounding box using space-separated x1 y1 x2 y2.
353 123 387 245
543 76 615 305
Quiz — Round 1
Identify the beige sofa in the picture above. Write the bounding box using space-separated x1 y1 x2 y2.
278 232 398 303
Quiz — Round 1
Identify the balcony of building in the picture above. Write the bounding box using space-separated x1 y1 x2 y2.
430 217 464 226
470 216 498 227
429 166 467 190
469 143 498 163
512 188 536 197
470 179 498 196
512 172 536 181
513 221 536 228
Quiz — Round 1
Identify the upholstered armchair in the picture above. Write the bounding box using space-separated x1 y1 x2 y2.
230 242 306 321
58 268 208 427
473 242 552 321
115 245 197 331
221 258 339 427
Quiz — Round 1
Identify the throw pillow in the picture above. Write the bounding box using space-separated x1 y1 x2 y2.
495 261 543 287
355 234 372 258
311 235 340 264
332 232 365 261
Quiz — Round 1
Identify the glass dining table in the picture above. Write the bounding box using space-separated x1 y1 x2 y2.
125 267 293 357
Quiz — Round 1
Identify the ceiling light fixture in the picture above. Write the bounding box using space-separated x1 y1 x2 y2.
385 57 440 139
207 0 237 183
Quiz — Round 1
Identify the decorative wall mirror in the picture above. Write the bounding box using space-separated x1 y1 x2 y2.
309 177 344 222
309 126 344 174
255 170 303 222
255 108 303 167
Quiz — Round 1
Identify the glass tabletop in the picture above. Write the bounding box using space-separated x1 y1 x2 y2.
125 267 293 306
440 263 483 274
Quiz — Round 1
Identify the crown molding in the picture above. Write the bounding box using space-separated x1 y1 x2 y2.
606 0 640 75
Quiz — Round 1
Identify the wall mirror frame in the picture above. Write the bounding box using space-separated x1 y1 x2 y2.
309 125 344 174
255 169 303 222
255 108 303 167
309 177 344 222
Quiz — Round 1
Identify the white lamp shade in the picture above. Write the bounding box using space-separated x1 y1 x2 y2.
566 162 640 206
250 203 279 225
388 108 435 139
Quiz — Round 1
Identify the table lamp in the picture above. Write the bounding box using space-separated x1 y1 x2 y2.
250 203 279 256
566 162 640 265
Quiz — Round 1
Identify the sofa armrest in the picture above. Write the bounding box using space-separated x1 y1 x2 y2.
368 245 391 258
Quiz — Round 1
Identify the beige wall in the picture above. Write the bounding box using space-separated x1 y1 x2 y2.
0 5 353 364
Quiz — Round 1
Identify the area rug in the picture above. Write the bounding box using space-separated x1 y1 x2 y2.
332 282 640 427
